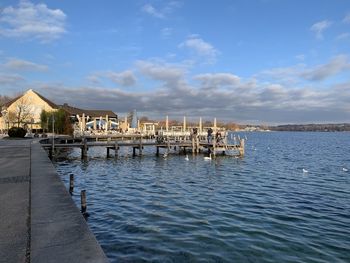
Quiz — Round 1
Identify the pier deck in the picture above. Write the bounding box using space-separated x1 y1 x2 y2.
41 135 245 158
0 139 108 263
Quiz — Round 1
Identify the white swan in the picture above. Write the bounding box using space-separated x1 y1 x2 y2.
185 154 189 161
163 152 168 158
204 154 212 161
302 168 308 173
342 167 348 172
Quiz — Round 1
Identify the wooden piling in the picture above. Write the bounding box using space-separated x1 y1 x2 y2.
239 139 245 157
81 138 88 159
213 133 216 158
192 137 195 153
81 190 87 213
196 136 200 153
107 147 110 158
139 135 143 155
114 141 119 157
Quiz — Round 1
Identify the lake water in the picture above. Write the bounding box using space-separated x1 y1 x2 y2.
53 132 350 262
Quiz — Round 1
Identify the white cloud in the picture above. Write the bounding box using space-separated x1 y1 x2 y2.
295 54 305 61
0 0 66 42
194 73 240 89
3 58 48 71
161 27 173 38
336 32 350 41
136 60 186 84
36 75 350 124
179 35 219 63
88 70 137 87
301 55 350 81
0 73 24 85
343 13 350 23
105 70 136 87
142 4 164 18
142 1 182 19
259 55 350 83
310 20 332 39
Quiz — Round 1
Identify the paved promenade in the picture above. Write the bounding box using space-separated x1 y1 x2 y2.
0 139 109 263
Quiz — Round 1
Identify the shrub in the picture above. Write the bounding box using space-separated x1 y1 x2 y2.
8 127 27 138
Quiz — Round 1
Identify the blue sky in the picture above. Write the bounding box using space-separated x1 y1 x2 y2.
0 0 350 124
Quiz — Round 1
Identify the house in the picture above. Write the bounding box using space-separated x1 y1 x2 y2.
0 89 118 134
0 89 57 132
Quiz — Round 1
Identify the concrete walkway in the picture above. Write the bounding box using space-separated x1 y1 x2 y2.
0 139 109 263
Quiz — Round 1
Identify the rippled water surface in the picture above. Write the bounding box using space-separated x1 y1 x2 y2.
54 132 350 262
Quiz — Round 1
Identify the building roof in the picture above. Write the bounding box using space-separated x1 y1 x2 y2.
60 103 117 118
2 89 58 109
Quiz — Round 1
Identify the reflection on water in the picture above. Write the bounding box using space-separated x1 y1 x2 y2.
54 132 350 262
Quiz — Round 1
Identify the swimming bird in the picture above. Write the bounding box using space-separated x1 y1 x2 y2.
163 152 168 159
302 168 308 173
185 154 189 161
342 167 348 172
204 154 212 161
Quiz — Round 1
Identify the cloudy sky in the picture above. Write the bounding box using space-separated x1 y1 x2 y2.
0 0 350 124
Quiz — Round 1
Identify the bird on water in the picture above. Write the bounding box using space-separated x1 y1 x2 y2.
204 154 212 161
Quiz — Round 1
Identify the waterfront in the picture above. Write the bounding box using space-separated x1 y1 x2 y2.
54 132 350 262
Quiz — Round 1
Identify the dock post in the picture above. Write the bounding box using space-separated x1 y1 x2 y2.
115 141 119 157
81 138 88 159
239 138 245 157
192 136 195 153
167 136 170 152
156 146 159 156
81 190 87 213
69 174 74 194
213 134 216 158
196 135 200 153
139 135 143 155
133 147 136 156
107 147 110 158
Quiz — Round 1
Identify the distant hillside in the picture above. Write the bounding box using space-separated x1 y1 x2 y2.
269 123 350 132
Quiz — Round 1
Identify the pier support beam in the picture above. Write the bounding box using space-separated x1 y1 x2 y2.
192 137 195 153
239 139 245 157
81 190 87 214
81 138 88 159
114 142 119 157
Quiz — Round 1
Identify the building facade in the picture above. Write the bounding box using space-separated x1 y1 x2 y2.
0 89 57 132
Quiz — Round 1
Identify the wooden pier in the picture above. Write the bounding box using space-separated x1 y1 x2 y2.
41 134 245 159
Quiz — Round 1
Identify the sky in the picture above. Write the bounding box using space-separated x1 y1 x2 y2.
0 0 350 124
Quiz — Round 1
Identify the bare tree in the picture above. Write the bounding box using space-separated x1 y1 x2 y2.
7 97 34 128
0 95 12 107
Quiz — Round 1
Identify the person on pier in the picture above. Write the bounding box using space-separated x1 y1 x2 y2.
207 128 213 143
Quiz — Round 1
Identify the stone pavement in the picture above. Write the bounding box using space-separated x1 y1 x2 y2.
0 139 109 263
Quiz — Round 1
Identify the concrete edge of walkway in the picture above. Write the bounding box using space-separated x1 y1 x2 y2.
30 141 109 263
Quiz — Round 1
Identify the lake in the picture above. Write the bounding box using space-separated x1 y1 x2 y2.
54 132 350 262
